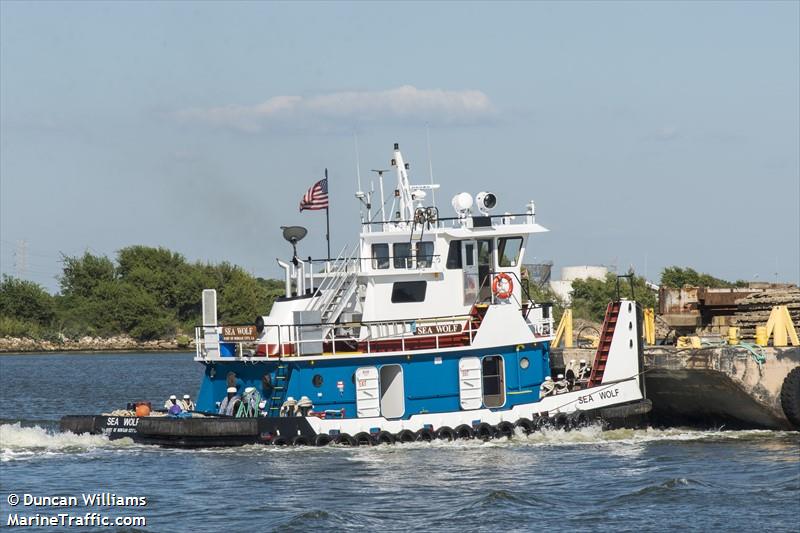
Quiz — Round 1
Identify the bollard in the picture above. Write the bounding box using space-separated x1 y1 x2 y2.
727 327 739 346
755 326 768 346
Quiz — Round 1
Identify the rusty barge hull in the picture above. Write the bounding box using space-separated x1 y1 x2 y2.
552 346 800 430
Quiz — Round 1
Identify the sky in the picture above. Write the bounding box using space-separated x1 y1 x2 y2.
1 1 798 293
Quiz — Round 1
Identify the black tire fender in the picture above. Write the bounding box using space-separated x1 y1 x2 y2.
454 424 474 439
415 428 435 442
272 435 290 446
568 411 590 429
290 435 310 446
435 426 456 441
475 422 496 440
354 432 376 446
780 366 800 430
333 433 356 446
496 421 515 438
376 431 395 445
313 434 333 446
552 413 569 431
395 429 416 443
513 418 534 434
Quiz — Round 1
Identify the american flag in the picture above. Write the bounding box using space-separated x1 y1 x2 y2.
299 178 329 211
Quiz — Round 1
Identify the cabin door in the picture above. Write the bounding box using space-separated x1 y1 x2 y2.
461 241 478 306
459 357 483 410
355 366 380 418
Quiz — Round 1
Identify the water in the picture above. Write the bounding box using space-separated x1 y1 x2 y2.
1 353 798 532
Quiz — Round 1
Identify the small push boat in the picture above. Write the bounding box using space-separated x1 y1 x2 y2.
61 142 651 447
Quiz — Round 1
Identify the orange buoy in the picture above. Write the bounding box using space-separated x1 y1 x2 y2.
135 402 151 417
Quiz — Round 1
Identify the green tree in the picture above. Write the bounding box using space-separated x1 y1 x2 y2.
660 266 748 288
0 276 56 338
59 252 116 298
571 273 657 322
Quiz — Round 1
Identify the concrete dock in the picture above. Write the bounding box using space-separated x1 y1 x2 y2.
552 346 800 430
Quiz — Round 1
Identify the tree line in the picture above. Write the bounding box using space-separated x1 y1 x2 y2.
0 246 283 341
0 248 748 340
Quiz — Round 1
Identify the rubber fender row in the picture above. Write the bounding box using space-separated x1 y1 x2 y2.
270 411 594 446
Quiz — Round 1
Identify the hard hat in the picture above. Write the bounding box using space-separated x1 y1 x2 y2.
544 376 552 381
183 394 191 399
258 400 266 409
285 396 296 403
244 387 255 394
227 387 237 394
557 374 564 379
580 359 587 364
169 395 177 400
569 359 575 364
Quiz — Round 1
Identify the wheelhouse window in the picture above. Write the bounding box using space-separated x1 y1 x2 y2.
393 243 411 269
482 355 505 408
391 281 427 303
416 241 434 268
498 237 523 267
372 244 389 269
446 241 462 269
464 243 475 267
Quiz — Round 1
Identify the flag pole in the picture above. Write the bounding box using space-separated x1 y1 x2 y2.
325 168 331 260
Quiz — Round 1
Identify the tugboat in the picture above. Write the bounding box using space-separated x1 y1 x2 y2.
61 142 651 446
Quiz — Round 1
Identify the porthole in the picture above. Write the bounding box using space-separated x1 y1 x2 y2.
520 357 530 369
312 374 323 387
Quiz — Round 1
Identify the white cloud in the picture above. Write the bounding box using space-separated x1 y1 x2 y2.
175 85 495 132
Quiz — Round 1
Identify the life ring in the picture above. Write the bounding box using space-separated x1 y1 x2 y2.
492 273 514 300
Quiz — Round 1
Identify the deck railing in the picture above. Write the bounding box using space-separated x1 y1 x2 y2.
195 306 555 361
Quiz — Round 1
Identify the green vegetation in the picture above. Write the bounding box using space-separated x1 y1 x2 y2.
0 246 284 341
660 266 748 288
571 274 658 323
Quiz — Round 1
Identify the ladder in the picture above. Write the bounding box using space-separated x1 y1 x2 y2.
588 301 621 387
308 245 360 326
267 363 292 416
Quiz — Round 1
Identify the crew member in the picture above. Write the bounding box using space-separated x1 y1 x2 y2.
218 387 240 416
539 376 555 399
239 387 260 417
554 373 570 394
280 396 298 417
180 394 195 411
565 359 577 389
577 360 591 382
297 396 313 416
164 394 180 410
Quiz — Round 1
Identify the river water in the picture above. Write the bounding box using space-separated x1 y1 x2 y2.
0 353 798 532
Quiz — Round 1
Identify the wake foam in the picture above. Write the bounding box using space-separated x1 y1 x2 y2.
0 423 130 462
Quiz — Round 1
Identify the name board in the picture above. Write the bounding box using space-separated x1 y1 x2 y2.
222 325 258 341
415 323 463 335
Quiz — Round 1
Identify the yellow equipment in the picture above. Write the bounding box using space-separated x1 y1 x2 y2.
755 326 768 346
552 309 573 348
643 308 656 345
765 305 800 347
727 327 739 345
677 336 702 349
